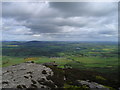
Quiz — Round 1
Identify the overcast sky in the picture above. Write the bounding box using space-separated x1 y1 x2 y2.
2 2 118 41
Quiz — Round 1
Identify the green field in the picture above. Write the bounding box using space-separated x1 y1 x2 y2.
2 56 25 67
2 41 119 89
2 41 119 72
2 55 118 73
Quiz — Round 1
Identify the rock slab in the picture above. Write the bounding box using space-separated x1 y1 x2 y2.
2 62 54 88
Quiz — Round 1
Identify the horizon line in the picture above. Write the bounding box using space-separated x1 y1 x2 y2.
1 40 118 42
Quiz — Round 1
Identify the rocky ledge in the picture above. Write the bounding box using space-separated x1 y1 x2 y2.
2 62 111 89
2 62 54 88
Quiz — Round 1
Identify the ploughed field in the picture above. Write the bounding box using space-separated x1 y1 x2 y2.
1 41 119 89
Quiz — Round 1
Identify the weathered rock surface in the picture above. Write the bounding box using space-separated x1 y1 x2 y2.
76 80 109 89
2 62 54 88
2 62 112 89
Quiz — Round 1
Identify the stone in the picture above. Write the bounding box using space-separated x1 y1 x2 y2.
76 80 110 89
2 62 54 88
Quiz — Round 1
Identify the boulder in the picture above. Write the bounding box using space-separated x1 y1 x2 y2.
76 80 110 89
2 62 54 88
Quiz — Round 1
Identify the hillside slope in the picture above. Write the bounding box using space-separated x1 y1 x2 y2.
2 62 112 89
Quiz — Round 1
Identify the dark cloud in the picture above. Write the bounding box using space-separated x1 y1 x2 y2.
2 2 118 41
26 24 61 33
50 2 117 17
